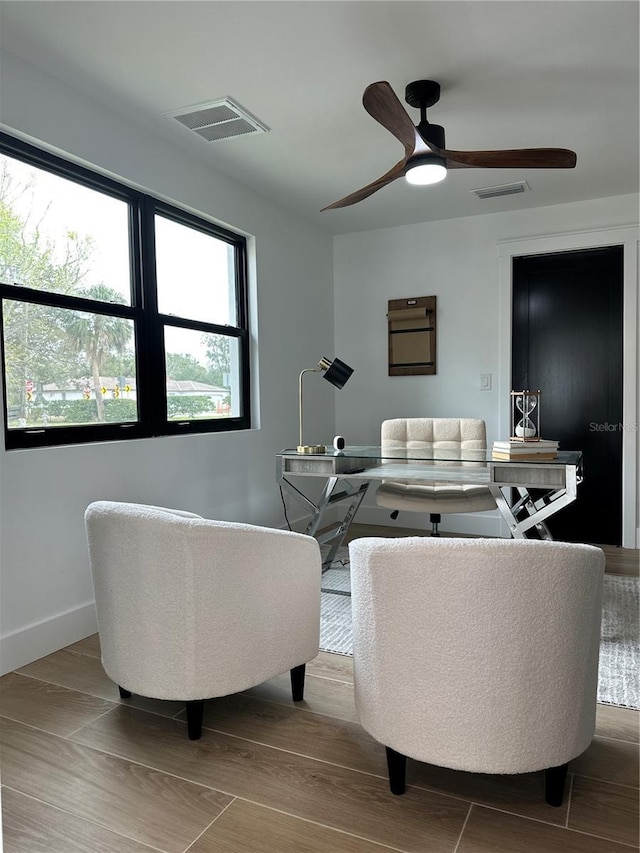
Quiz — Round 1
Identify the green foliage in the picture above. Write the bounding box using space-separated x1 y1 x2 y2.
36 398 138 425
1 161 137 423
167 395 216 419
1 161 107 417
2 302 87 409
101 352 136 378
1 172 89 409
62 285 132 366
42 399 97 424
205 335 231 387
59 284 133 421
166 351 214 384
29 396 215 425
0 161 91 295
104 398 138 422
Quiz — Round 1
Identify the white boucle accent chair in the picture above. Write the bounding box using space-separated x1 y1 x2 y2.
85 501 321 740
349 536 605 807
375 418 497 535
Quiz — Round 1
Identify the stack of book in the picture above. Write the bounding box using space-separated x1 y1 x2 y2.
491 439 559 460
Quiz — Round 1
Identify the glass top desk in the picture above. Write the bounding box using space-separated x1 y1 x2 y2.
276 446 583 573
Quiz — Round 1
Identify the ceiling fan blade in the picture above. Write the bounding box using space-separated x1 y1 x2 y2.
442 148 577 169
362 82 423 156
322 158 408 211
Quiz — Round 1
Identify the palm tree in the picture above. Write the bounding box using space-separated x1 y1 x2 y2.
61 284 132 422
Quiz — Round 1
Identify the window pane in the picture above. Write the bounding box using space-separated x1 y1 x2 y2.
155 215 236 325
2 299 137 429
164 327 241 421
1 132 249 448
0 153 131 304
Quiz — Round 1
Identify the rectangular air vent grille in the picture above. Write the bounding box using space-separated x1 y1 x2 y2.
471 181 529 199
164 98 269 142
195 119 260 142
174 105 240 129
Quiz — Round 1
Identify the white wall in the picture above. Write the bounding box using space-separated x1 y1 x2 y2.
1 51 638 674
0 51 335 673
333 195 639 541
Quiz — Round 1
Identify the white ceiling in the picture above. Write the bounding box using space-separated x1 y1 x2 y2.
0 1 638 236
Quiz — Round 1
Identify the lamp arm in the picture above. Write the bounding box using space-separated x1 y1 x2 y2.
298 367 322 448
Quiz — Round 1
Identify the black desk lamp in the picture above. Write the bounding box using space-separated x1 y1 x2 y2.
298 356 353 453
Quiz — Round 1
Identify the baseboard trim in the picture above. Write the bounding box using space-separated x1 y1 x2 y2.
0 601 97 676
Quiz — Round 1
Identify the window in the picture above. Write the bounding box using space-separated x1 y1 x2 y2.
0 131 250 449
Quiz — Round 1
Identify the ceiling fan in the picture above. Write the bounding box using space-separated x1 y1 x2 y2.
322 80 577 211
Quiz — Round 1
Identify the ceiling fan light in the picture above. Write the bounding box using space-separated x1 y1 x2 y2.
405 156 447 186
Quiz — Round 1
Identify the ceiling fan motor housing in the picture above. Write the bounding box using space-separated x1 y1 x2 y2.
405 80 441 109
405 80 446 148
418 121 445 149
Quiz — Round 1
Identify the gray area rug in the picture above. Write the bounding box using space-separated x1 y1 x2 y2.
320 554 640 710
598 575 640 709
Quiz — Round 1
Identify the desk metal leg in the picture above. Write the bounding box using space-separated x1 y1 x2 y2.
279 474 369 574
491 485 554 539
490 476 578 540
514 487 553 539
307 478 370 574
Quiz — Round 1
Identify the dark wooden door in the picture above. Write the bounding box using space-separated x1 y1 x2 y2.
512 247 623 545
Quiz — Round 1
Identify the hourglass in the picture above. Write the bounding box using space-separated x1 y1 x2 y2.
511 390 541 441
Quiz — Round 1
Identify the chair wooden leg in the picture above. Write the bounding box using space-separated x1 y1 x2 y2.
118 686 132 699
186 699 205 740
545 762 569 806
385 746 407 795
290 664 306 702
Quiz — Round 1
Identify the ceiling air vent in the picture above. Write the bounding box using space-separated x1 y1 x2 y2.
164 98 269 142
471 181 529 200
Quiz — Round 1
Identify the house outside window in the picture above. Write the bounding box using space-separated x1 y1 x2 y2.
0 131 250 449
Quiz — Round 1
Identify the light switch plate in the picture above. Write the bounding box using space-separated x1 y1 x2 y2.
480 373 492 390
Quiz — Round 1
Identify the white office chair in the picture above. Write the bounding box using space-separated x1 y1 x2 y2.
85 501 321 739
375 418 497 535
349 536 605 807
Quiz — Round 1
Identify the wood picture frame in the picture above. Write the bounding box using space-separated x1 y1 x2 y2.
387 295 436 376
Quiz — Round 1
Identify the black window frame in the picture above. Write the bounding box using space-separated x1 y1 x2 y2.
0 131 251 450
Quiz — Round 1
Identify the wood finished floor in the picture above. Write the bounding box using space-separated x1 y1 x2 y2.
2 649 638 851
1 525 638 852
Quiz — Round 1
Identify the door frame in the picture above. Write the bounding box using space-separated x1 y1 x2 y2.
497 225 639 548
